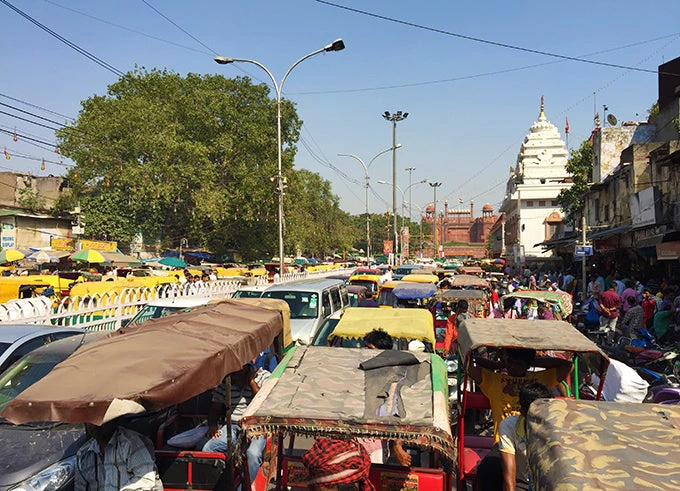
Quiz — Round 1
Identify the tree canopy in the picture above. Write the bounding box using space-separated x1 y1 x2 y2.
54 68 354 258
557 139 593 223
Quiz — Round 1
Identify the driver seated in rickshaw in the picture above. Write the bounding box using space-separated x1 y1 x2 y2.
470 348 572 491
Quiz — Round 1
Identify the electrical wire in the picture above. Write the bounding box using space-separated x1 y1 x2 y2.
0 111 61 132
0 0 124 78
292 32 680 95
0 92 75 121
0 102 69 128
313 0 680 77
42 0 213 56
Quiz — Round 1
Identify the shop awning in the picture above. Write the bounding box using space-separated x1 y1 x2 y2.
534 233 578 250
588 225 631 241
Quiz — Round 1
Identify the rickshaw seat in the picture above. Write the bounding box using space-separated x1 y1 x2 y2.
462 446 491 478
465 435 494 449
465 391 491 409
155 449 239 490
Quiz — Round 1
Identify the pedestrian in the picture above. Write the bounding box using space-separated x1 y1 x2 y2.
641 289 657 329
588 273 602 299
620 280 638 314
620 296 644 339
599 283 622 344
75 419 163 490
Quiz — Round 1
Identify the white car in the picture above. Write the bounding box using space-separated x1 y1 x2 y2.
127 297 213 327
231 285 270 299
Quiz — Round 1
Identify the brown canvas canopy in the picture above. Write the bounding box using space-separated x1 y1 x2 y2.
458 318 609 366
436 289 487 300
1 298 286 425
449 274 490 289
527 399 680 490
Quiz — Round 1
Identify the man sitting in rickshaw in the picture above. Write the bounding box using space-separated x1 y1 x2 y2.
302 438 375 491
470 348 572 491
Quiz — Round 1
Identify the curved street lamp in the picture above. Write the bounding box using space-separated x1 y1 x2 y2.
215 39 345 275
338 144 401 261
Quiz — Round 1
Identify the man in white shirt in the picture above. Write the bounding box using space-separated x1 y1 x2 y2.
498 383 552 491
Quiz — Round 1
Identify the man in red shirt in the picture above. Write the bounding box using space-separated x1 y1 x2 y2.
599 283 622 344
641 288 657 329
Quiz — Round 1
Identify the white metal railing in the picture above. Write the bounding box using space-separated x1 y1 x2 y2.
0 268 354 330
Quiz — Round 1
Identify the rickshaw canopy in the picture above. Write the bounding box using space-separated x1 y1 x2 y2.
449 274 491 290
457 318 609 368
401 273 439 284
527 399 680 490
241 346 455 460
1 299 287 426
501 290 573 316
329 307 436 345
460 266 484 275
393 282 437 300
435 289 487 301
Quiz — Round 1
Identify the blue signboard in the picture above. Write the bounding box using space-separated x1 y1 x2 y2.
574 245 593 257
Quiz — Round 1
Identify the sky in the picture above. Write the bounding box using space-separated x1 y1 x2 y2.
2 0 680 220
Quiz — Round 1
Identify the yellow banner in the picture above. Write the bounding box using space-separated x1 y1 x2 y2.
81 239 118 252
51 237 75 251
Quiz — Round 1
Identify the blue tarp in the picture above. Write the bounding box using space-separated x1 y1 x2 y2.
393 283 437 300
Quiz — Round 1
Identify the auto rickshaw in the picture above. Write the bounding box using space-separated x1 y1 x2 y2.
0 274 67 303
241 345 456 490
315 306 436 350
527 399 680 490
377 279 402 308
348 272 382 295
0 298 291 490
455 318 610 491
401 273 440 284
393 282 437 309
447 274 491 291
501 290 574 321
431 289 490 351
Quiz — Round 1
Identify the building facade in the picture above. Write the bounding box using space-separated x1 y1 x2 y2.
499 97 572 266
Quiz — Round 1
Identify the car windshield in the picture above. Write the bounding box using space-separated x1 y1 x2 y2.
0 349 74 412
128 305 187 326
233 290 263 299
347 292 359 306
263 291 318 319
0 343 11 359
311 318 341 346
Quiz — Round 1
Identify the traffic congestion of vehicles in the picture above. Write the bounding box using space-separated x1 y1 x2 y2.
0 259 678 489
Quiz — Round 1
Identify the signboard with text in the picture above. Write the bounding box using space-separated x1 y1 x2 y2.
574 245 593 257
51 237 75 251
80 239 118 251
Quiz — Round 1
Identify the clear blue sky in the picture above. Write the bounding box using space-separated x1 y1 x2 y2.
2 0 680 218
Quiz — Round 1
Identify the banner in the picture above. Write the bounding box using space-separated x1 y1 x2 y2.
80 239 118 251
51 237 75 251
383 240 393 254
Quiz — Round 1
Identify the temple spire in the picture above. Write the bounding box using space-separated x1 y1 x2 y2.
538 95 546 121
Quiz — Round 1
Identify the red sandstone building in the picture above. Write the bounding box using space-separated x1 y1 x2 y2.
421 201 498 258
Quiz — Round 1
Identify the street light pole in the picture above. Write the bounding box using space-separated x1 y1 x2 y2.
383 111 408 265
429 182 442 258
338 145 400 262
405 166 416 223
215 39 345 277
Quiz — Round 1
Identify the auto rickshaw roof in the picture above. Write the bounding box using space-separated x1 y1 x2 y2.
527 399 680 490
435 289 487 300
1 298 286 426
460 266 484 274
393 282 437 300
241 346 455 460
449 274 491 289
329 307 435 345
457 318 609 364
501 290 573 316
400 273 439 284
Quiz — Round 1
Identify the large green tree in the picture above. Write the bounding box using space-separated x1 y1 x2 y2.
557 139 593 223
55 68 301 257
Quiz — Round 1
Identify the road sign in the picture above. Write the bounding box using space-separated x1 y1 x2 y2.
574 245 593 257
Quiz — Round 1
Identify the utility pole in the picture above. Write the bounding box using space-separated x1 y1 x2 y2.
383 111 408 265
581 215 587 300
429 182 442 258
